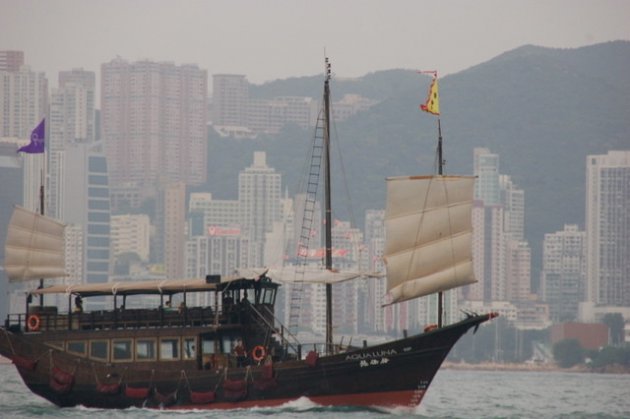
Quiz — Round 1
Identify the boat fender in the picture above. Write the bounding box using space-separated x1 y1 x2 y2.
190 390 216 404
49 366 75 394
96 382 121 395
125 385 150 399
222 379 247 401
251 345 266 363
27 314 41 332
424 324 438 333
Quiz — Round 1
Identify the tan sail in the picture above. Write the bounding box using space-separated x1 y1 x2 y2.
4 206 66 281
384 175 476 304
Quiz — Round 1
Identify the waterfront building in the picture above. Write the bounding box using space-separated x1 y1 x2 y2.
584 151 630 311
541 224 586 322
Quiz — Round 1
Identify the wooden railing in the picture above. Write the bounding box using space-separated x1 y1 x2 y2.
4 305 255 332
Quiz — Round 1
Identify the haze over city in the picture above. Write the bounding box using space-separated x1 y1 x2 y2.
2 0 630 87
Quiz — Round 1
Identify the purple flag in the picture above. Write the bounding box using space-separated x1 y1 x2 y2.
18 119 45 154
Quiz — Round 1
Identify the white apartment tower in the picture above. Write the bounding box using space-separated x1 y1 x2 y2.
585 150 630 307
542 224 586 322
238 151 281 266
470 148 531 303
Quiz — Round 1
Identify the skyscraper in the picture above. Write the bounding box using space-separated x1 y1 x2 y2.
469 148 531 304
0 65 47 139
585 150 630 308
542 224 586 322
101 58 207 204
238 151 281 266
58 68 96 144
62 143 111 287
48 69 96 219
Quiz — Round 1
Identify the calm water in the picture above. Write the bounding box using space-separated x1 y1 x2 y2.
0 363 628 418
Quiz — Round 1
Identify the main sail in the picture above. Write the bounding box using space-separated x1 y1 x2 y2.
4 206 66 282
384 175 476 304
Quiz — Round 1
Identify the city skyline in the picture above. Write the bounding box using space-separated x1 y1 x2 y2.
1 1 629 91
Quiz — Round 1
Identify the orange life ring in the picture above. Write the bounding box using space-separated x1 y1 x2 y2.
251 345 266 363
27 314 41 331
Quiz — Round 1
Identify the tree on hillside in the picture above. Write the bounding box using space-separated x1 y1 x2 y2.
553 339 584 368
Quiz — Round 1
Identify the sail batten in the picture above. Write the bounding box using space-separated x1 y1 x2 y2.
4 206 66 282
384 175 476 303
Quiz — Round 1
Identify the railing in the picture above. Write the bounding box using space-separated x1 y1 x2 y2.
4 304 255 332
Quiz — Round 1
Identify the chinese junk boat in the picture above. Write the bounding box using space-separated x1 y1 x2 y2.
0 60 496 410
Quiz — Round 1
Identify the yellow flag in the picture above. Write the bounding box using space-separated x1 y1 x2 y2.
420 77 440 115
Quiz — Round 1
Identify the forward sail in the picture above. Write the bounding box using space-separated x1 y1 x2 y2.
4 206 66 282
384 175 476 304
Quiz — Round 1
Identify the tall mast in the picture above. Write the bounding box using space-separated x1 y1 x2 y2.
420 70 445 328
437 117 444 328
323 58 333 355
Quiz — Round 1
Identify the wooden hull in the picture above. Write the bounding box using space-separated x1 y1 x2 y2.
0 313 492 409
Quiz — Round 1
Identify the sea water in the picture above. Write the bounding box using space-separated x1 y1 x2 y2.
0 363 628 418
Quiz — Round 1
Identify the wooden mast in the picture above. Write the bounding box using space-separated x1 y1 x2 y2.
323 58 333 354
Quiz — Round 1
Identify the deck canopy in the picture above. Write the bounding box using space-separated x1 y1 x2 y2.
28 267 381 297
28 271 272 298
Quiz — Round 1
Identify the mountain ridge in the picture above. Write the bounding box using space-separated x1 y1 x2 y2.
202 40 630 285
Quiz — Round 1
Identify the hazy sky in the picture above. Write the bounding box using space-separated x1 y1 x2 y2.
2 0 629 90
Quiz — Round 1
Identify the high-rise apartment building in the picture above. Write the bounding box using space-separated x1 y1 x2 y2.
62 143 111 286
110 214 151 262
0 65 47 139
474 148 501 205
58 68 96 144
238 151 281 266
0 51 24 72
164 182 186 279
469 148 531 304
585 150 630 307
48 69 96 219
541 224 586 322
212 74 249 127
101 58 207 203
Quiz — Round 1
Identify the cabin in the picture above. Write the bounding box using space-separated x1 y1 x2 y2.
3 275 294 369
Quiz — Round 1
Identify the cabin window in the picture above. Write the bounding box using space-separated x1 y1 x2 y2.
202 338 215 354
222 335 235 354
112 339 133 361
90 340 109 361
67 341 86 356
160 337 180 360
136 339 156 361
262 288 275 304
183 337 196 360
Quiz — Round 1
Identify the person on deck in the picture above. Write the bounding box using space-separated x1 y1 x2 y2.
74 295 83 313
233 339 247 367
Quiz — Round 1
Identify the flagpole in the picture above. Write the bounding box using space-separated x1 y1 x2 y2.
38 130 46 307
